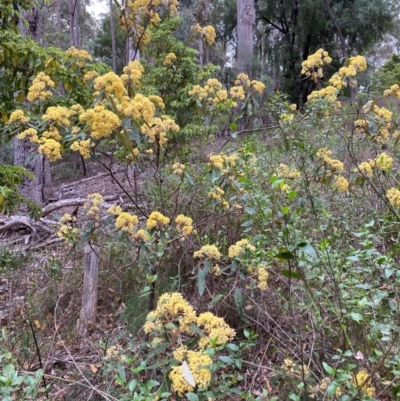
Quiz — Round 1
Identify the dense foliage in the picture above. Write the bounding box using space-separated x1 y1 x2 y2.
3 0 400 400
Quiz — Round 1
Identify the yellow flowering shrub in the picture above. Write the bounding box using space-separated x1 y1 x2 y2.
70 139 91 159
316 148 344 172
146 211 170 230
42 106 71 127
352 370 375 397
191 23 216 45
193 244 221 260
84 193 104 218
9 109 29 124
79 105 121 139
115 212 139 233
228 239 256 259
386 188 400 207
175 214 193 236
27 72 54 102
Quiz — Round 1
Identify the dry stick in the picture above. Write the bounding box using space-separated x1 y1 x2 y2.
94 157 148 217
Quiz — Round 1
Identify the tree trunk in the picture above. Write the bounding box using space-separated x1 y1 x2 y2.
236 0 255 73
56 0 61 48
15 8 54 207
77 245 99 338
13 138 53 206
110 0 117 72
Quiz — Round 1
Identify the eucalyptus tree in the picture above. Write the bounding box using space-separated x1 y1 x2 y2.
256 0 394 103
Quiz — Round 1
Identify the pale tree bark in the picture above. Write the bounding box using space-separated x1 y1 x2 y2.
110 0 117 72
15 9 54 207
77 245 99 337
56 0 61 48
236 0 255 73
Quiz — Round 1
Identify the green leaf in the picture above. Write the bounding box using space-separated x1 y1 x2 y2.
288 393 300 401
322 362 334 375
297 242 317 259
275 249 294 259
198 268 206 296
326 381 338 397
349 312 363 322
281 270 301 279
209 294 223 308
218 355 233 363
186 393 199 401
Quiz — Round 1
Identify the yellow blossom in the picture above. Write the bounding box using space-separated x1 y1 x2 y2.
355 161 374 177
70 139 91 159
352 370 375 397
172 162 185 176
9 110 29 124
387 188 400 207
42 106 71 127
257 264 269 290
121 60 145 88
107 205 123 215
79 105 120 139
84 193 104 218
175 214 193 236
163 52 177 66
133 229 150 241
147 211 170 230
334 176 349 192
228 239 255 259
193 244 221 260
374 152 393 170
115 212 139 232
17 128 39 143
38 138 62 162
197 311 236 348
27 72 54 102
83 70 99 81
94 72 126 100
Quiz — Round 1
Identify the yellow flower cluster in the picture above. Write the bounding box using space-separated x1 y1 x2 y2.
83 70 99 82
57 224 79 241
172 162 185 176
384 83 400 99
352 370 375 397
84 193 104 218
228 239 256 259
328 55 367 90
121 60 144 88
170 348 212 395
210 264 221 276
277 164 301 179
386 188 400 207
231 73 265 96
42 126 61 141
122 93 155 122
257 264 269 290
115 212 139 233
280 113 294 123
147 211 170 230
307 85 338 103
66 46 93 67
143 293 235 396
107 205 123 216
301 49 332 81
143 292 197 335
94 72 126 100
354 152 393 177
355 161 374 177
141 115 179 147
316 148 344 172
17 128 38 142
9 109 29 124
38 138 62 162
189 78 229 107
79 105 121 139
193 244 221 260
132 229 149 241
208 186 229 209
70 139 91 159
333 175 349 192
163 52 177 66
375 152 393 170
197 311 236 348
27 72 55 102
42 106 71 127
191 23 216 45
175 214 193 236
207 153 238 170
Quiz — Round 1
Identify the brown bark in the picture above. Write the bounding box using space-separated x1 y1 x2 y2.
77 245 99 337
237 0 255 73
13 138 54 206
